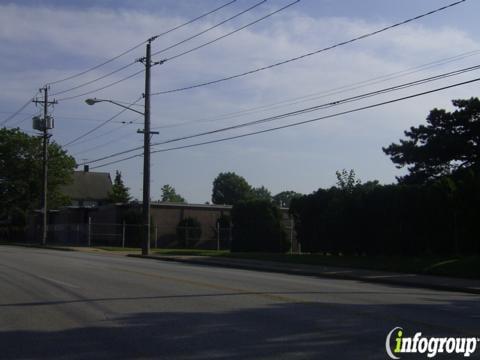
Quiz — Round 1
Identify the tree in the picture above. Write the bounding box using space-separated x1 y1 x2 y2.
212 172 252 205
273 190 302 207
0 128 75 225
176 217 202 247
231 199 288 253
251 186 272 202
160 184 185 203
383 98 480 184
335 169 361 192
108 170 131 203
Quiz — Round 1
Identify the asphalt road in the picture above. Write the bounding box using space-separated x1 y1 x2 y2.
1 246 479 359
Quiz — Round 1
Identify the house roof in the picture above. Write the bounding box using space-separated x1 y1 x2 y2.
61 171 112 201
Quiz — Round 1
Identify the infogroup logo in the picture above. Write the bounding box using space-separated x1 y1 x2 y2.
385 327 479 359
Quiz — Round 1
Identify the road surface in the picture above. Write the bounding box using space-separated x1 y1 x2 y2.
0 246 479 359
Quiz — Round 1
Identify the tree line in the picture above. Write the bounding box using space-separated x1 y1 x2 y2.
291 98 480 255
2 97 479 254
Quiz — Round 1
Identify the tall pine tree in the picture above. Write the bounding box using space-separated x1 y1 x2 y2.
108 171 131 203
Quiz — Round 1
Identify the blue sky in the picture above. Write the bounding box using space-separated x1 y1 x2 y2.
1 0 479 203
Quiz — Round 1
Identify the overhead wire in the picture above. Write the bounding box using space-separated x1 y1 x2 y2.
71 123 132 156
149 64 480 146
80 64 479 167
55 0 299 102
151 0 268 57
89 76 480 169
66 118 141 148
62 96 143 147
46 0 237 86
70 50 480 163
53 0 267 101
151 49 480 130
151 0 467 96
162 0 300 63
1 90 40 126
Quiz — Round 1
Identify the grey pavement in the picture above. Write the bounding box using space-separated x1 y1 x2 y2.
1 245 479 359
133 253 480 295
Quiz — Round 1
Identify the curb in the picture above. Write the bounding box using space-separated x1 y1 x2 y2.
0 243 76 252
127 254 480 295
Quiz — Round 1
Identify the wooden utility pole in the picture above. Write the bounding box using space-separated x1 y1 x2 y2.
33 86 56 245
138 38 160 255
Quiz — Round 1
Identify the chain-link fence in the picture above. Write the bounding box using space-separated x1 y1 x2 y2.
6 221 297 251
19 222 235 250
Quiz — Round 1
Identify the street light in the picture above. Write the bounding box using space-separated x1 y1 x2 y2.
84 38 160 256
85 98 145 116
84 95 157 256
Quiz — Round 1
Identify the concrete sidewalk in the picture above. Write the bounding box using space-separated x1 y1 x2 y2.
128 254 480 295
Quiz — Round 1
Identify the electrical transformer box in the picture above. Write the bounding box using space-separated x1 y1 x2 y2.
32 116 54 131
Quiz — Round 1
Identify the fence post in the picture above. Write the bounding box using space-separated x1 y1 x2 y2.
88 217 92 247
216 222 220 251
154 225 158 249
290 218 293 254
122 220 125 248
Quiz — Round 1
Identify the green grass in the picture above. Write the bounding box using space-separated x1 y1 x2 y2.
153 249 229 256
94 246 141 252
3 242 477 279
152 249 480 279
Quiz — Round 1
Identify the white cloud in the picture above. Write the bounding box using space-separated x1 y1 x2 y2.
1 2 479 201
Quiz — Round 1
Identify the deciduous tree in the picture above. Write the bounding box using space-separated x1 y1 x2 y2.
0 128 75 224
212 172 252 205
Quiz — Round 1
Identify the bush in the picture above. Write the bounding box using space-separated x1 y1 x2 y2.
231 199 288 253
123 208 143 247
289 171 480 256
215 214 232 248
122 207 155 247
176 217 202 247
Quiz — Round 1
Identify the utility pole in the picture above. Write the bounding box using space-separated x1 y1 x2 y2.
33 86 56 245
138 37 160 255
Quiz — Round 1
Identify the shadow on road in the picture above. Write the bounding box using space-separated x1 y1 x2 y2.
2 298 480 359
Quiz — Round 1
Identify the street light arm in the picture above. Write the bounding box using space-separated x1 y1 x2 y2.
85 98 144 116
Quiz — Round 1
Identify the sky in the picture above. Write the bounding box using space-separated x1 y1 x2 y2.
1 0 479 203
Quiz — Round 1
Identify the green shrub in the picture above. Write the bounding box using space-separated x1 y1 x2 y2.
231 199 288 253
176 217 202 247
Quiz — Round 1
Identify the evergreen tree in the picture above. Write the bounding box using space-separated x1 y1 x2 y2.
383 98 480 184
108 170 131 203
160 184 185 203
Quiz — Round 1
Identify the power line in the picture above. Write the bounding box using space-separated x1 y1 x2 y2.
46 0 237 86
53 0 260 100
162 0 300 63
90 75 480 170
1 90 40 126
63 96 143 147
151 49 480 130
81 65 479 167
72 124 131 156
56 0 299 102
151 0 237 38
66 119 140 148
51 62 136 97
150 64 480 145
56 69 145 102
151 0 467 96
151 0 267 57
